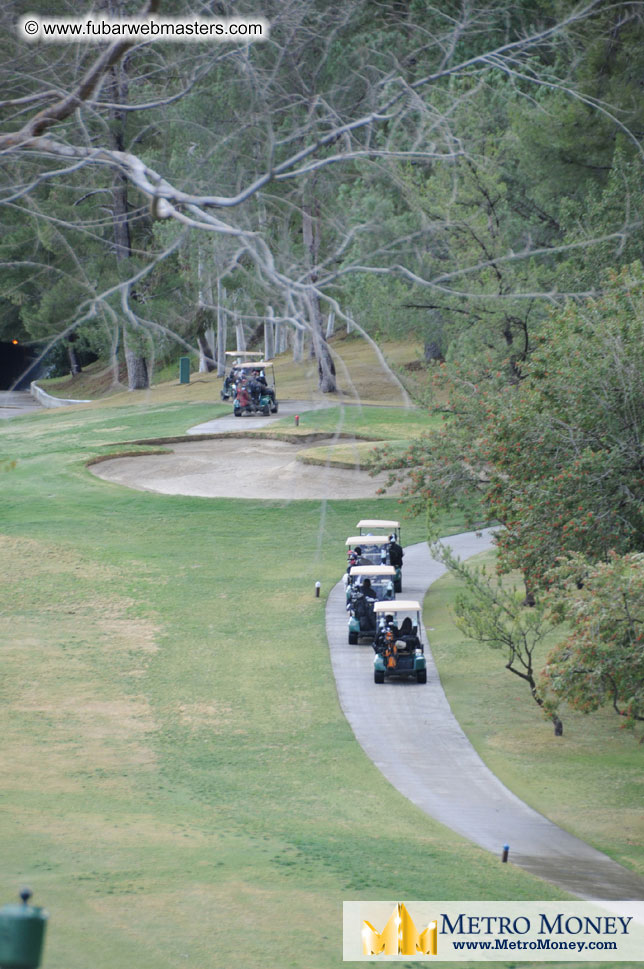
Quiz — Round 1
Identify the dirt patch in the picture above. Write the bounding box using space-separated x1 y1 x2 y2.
89 436 400 500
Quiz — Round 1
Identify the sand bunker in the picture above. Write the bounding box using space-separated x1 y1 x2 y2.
90 436 399 500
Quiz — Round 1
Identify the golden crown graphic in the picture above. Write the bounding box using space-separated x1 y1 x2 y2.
362 903 438 956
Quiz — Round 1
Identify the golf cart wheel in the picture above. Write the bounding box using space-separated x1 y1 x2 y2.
234 408 242 417
271 401 279 413
374 669 385 684
417 669 427 684
348 631 358 645
262 403 270 416
394 578 402 593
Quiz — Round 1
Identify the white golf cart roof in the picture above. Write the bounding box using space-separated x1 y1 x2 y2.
349 565 395 577
225 350 263 357
346 536 390 546
357 519 400 531
373 600 421 614
232 360 274 370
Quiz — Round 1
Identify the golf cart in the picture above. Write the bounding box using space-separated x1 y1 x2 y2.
346 565 396 644
346 534 402 593
231 360 278 417
372 600 427 684
220 351 264 401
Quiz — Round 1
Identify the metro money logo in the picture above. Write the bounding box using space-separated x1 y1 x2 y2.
362 903 438 956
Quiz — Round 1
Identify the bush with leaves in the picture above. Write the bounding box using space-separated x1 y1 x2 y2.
543 551 644 736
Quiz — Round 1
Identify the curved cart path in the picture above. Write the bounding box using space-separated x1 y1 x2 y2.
327 531 644 901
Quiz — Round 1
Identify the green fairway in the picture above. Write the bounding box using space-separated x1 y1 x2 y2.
269 403 442 441
425 552 644 880
2 403 633 969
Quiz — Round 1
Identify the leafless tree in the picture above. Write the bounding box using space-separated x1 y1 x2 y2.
2 0 636 390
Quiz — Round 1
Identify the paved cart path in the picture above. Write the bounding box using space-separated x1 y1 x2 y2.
327 531 644 901
0 391 42 418
187 398 335 434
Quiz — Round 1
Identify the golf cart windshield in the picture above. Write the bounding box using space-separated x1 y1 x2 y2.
346 535 390 565
348 565 395 600
234 361 276 388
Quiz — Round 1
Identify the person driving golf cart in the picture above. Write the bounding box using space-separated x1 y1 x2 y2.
372 601 427 684
232 360 279 416
220 351 264 400
345 565 396 603
250 368 276 406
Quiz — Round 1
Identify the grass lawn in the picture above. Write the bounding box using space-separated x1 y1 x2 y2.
295 439 402 469
2 399 638 969
426 550 644 881
269 403 441 441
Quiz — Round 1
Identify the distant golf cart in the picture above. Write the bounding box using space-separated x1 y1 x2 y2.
372 600 427 684
230 360 278 417
346 565 396 645
346 533 402 593
220 351 264 401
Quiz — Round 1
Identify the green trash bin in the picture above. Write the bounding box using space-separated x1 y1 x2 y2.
179 356 190 384
0 891 48 969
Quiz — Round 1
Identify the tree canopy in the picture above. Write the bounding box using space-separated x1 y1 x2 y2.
3 0 644 387
544 551 644 732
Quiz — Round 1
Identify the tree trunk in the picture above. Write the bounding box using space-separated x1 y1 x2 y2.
122 327 149 390
235 315 246 353
216 280 227 376
196 249 216 372
309 291 336 392
424 341 444 363
303 198 337 393
293 325 304 363
198 332 216 372
264 306 275 360
206 326 216 368
527 676 564 737
326 310 335 338
105 30 150 390
274 318 283 355
67 338 81 375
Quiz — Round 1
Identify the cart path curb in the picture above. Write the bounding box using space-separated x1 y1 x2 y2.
326 531 644 901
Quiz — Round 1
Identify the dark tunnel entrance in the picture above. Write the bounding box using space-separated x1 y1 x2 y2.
0 342 42 390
